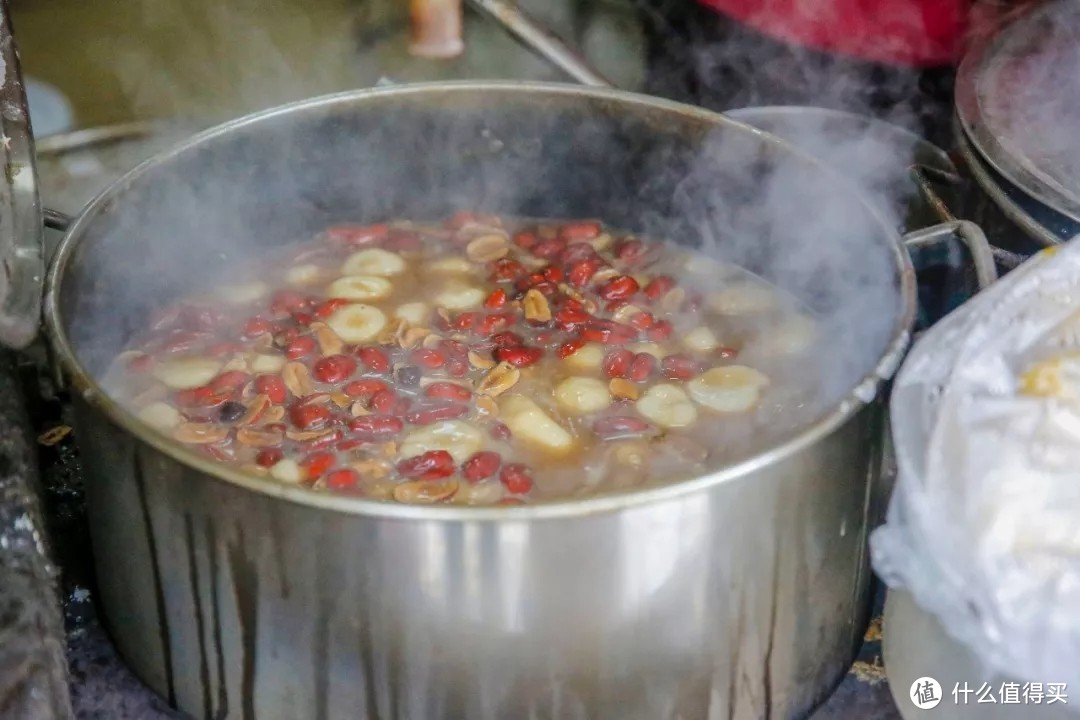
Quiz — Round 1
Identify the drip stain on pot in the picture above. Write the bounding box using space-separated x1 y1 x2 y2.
761 534 781 719
313 530 332 720
266 501 291 599
183 513 213 720
356 597 381 719
133 450 177 707
227 527 259 720
206 519 230 718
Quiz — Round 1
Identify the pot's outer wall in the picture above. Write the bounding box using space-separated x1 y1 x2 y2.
49 85 910 720
76 395 884 720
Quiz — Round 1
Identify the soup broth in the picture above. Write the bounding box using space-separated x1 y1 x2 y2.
103 214 829 506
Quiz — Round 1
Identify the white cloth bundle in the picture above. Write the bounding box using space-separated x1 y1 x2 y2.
872 238 1080 690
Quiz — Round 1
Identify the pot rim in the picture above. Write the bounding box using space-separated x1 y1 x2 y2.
42 80 916 521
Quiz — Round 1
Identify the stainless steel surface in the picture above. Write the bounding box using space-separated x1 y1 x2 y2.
954 118 1078 249
35 121 160 155
884 589 1079 720
467 0 613 86
43 82 915 719
955 0 1080 223
0 0 45 350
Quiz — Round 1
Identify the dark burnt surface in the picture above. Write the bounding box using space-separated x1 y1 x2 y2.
0 352 71 720
26 370 898 719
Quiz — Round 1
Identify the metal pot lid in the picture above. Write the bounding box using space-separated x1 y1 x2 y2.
955 0 1080 223
0 5 45 350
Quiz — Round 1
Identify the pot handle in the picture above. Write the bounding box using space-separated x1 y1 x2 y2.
909 163 1027 273
44 208 73 232
901 219 998 291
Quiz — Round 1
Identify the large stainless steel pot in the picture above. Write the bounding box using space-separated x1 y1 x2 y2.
36 82 989 720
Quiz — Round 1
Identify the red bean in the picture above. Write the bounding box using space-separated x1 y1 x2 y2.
289 403 333 430
491 331 524 349
593 416 651 438
324 224 388 247
301 428 344 451
602 349 633 378
532 238 564 259
336 439 367 452
313 354 357 384
424 382 472 402
568 257 602 287
253 374 287 404
614 239 646 263
440 339 469 359
490 258 525 281
542 265 564 283
558 242 596 265
410 348 446 369
324 468 359 491
369 389 398 413
462 451 501 482
643 275 675 300
647 320 674 342
343 378 388 399
347 415 404 439
716 347 739 360
513 230 537 249
557 337 586 359
175 386 227 408
302 451 336 480
598 275 639 301
397 450 455 480
314 298 349 319
484 288 508 309
274 328 299 347
478 314 511 337
270 291 310 316
255 448 284 467
554 306 590 330
209 370 249 393
559 220 601 242
494 346 543 367
357 346 391 374
243 317 273 337
384 230 422 252
446 359 469 378
406 403 469 425
490 423 512 440
293 312 314 326
628 353 657 382
285 336 317 359
499 463 534 494
629 312 655 330
454 312 481 331
532 281 559 297
581 321 637 345
661 354 699 381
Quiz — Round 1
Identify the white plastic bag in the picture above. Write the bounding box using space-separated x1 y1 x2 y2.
872 238 1080 691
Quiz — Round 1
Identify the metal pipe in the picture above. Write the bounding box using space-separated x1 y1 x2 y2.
466 0 613 87
409 0 464 59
